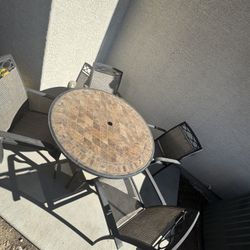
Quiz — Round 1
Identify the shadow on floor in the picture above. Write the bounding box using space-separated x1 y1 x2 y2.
0 150 106 246
0 148 208 249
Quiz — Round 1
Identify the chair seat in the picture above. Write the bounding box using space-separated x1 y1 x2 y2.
10 111 56 147
118 206 183 246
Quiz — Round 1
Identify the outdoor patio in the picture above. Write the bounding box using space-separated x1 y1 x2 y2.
0 1 249 249
0 146 181 249
0 147 131 249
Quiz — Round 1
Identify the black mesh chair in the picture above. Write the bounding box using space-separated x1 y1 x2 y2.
0 54 61 168
42 63 93 99
86 62 123 95
68 62 122 95
74 62 93 88
148 121 202 176
93 172 200 249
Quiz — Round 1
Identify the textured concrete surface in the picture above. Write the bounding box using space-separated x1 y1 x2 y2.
0 149 134 250
107 0 250 199
0 148 180 249
0 216 38 250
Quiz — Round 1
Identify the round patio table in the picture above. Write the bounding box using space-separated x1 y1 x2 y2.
48 88 154 178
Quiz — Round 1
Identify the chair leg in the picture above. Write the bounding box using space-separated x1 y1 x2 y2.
114 237 123 249
53 159 61 179
73 178 92 193
65 170 81 188
0 137 4 164
49 150 61 179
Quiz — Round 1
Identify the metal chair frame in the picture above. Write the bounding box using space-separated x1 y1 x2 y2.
154 121 202 160
87 62 123 95
76 62 93 88
93 171 200 249
0 54 61 166
148 121 202 177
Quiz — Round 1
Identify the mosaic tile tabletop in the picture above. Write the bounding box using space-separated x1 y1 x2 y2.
49 89 154 178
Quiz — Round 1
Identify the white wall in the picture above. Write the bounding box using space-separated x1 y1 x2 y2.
40 0 118 90
107 0 250 199
0 0 118 90
0 0 52 89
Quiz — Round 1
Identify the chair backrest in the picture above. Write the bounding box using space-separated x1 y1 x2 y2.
157 122 202 160
0 55 27 131
75 62 92 88
95 177 200 250
95 178 143 228
88 62 123 95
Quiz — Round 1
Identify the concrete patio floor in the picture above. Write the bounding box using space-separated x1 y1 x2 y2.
0 147 180 250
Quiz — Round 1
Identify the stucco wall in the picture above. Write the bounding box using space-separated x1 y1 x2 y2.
40 0 118 90
107 0 250 198
0 0 118 90
0 0 52 89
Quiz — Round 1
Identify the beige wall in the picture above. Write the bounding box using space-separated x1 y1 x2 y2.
0 0 52 89
107 0 250 198
0 0 118 90
40 0 118 90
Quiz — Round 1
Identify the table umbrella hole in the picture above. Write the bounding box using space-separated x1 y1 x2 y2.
107 121 113 126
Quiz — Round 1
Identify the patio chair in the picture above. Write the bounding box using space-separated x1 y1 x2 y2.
67 62 122 95
148 121 202 176
36 63 92 100
86 62 123 95
0 54 61 169
75 62 93 88
93 171 200 249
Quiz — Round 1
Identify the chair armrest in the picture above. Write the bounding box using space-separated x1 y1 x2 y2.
152 157 181 165
150 157 181 179
144 168 167 205
94 179 120 236
0 137 3 163
25 88 55 100
26 87 54 114
147 124 167 133
27 92 52 114
0 131 53 150
26 87 68 114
